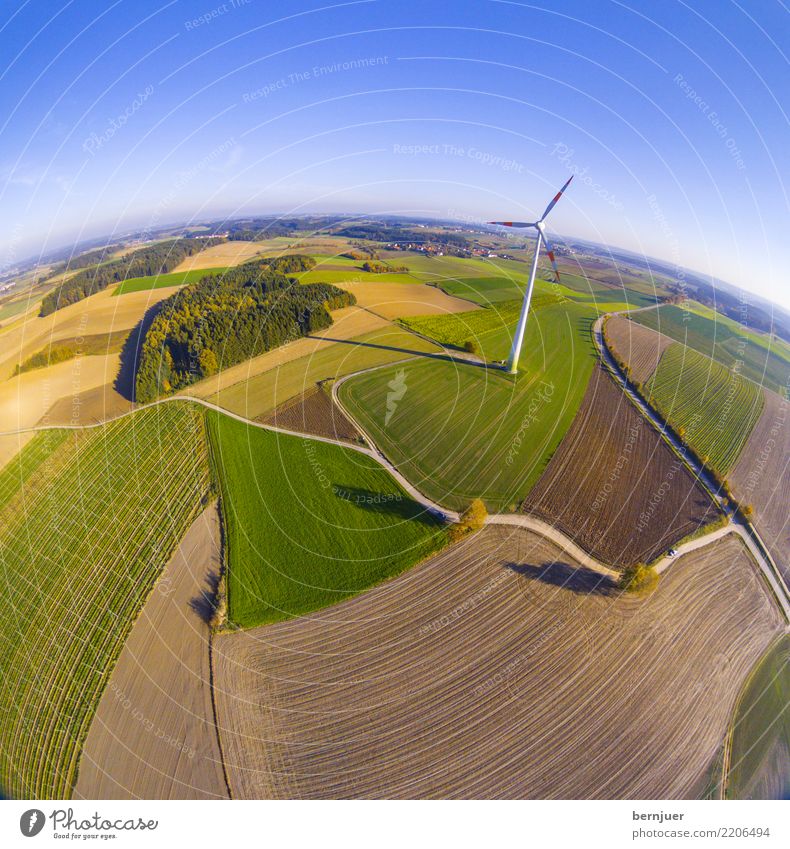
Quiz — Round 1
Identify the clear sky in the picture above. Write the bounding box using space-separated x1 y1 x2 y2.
0 0 787 307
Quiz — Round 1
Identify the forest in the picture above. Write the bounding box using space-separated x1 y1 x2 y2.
40 237 223 315
134 256 355 403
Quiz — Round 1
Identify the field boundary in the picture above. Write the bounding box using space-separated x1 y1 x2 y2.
596 311 790 621
4 357 788 618
718 632 787 799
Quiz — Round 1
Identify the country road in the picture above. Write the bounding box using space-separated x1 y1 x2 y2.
2 319 788 621
593 311 790 621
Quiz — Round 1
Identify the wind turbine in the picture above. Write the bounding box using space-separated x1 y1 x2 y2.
490 175 573 374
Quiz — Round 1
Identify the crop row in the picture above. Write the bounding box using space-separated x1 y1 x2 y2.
0 403 210 798
646 343 764 476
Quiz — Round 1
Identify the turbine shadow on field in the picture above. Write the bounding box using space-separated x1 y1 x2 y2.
312 335 491 370
332 484 441 526
506 559 617 596
114 301 168 401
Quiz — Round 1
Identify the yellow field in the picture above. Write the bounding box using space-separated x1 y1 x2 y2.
0 431 34 470
336 280 479 318
0 285 180 381
0 353 121 432
172 241 269 271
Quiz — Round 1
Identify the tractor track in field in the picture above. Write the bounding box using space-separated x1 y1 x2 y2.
2 318 787 620
593 309 790 622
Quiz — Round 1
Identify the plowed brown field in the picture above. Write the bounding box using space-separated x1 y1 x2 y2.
212 527 782 799
260 385 361 443
523 366 719 566
731 388 790 582
74 505 229 800
604 314 673 384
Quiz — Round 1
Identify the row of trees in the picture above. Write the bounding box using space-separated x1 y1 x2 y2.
134 256 355 403
362 261 409 273
40 237 223 315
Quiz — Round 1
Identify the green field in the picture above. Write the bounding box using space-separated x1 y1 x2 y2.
206 412 446 627
631 304 790 394
205 326 441 420
0 297 35 321
0 403 210 798
294 268 419 286
339 301 600 512
399 296 557 351
0 430 69 512
112 266 228 295
646 343 764 476
728 636 790 799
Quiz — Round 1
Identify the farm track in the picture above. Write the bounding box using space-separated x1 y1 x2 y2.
74 504 229 800
594 312 790 620
2 296 787 799
212 527 783 799
5 351 788 613
523 364 720 566
730 388 790 584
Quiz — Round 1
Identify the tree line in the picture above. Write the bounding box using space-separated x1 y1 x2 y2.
40 237 223 315
134 255 355 403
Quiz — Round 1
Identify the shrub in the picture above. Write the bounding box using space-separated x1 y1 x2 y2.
464 339 480 355
618 562 659 595
449 498 488 542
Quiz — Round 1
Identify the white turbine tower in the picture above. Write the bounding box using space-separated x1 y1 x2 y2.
490 175 574 374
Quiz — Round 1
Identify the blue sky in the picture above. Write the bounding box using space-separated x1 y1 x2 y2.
0 0 787 308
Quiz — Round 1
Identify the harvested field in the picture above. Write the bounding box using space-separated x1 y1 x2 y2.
213 528 783 799
730 388 790 582
40 382 133 427
336 281 479 318
74 505 229 800
0 431 34 472
523 366 720 566
604 314 674 384
0 285 181 381
0 403 210 798
260 384 362 443
0 353 122 432
172 241 268 270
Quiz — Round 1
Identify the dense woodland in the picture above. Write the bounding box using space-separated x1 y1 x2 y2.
135 255 355 403
40 237 223 315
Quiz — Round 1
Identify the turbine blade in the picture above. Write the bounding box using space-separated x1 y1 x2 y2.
540 175 573 221
541 235 562 284
488 221 536 228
